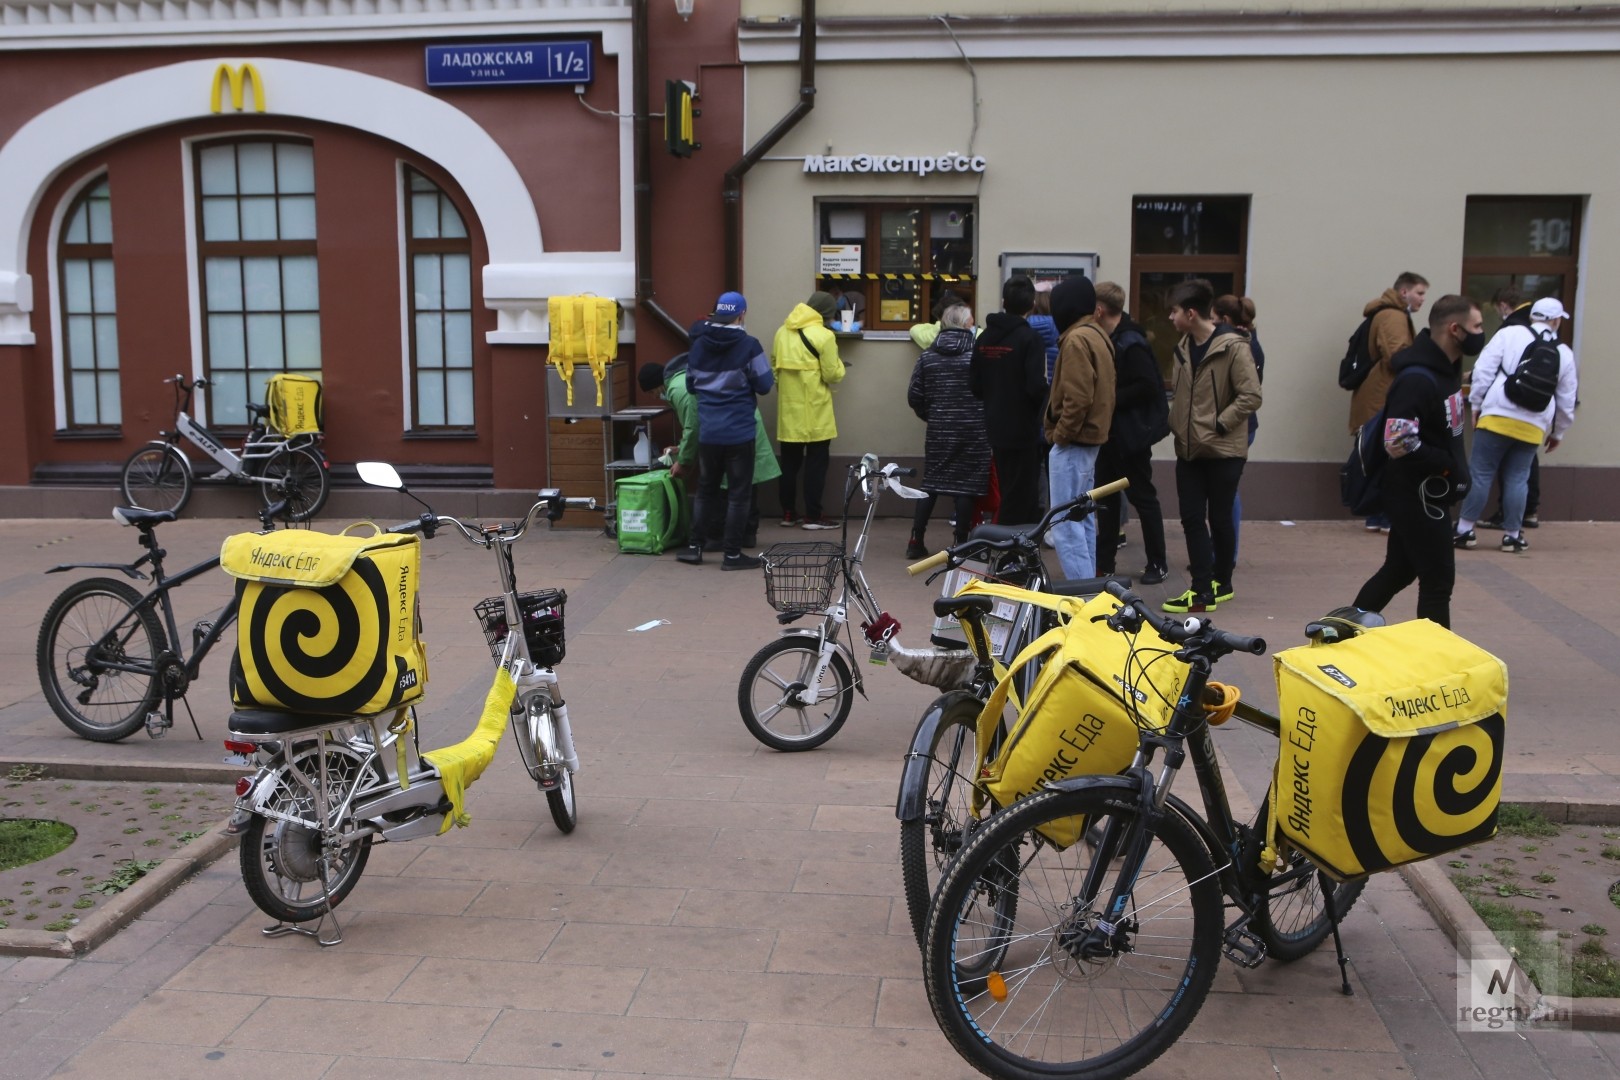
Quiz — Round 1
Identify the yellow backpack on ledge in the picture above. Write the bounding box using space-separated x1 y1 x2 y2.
547 295 619 407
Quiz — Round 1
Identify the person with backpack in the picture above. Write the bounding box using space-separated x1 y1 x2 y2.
676 292 775 570
1351 295 1481 630
1453 297 1578 554
1043 275 1116 579
1162 279 1262 613
1214 294 1264 558
969 275 1049 532
1092 281 1169 583
1346 272 1429 532
1475 284 1541 530
771 291 845 530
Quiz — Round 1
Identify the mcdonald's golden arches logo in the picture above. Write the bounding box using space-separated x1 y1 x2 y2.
210 64 266 114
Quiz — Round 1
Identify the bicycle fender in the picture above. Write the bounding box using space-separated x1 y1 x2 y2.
45 562 147 580
1045 774 1216 852
778 628 869 701
895 689 982 822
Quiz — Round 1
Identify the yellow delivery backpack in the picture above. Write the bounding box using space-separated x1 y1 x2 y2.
221 525 428 717
547 295 619 407
972 588 1189 847
264 373 323 437
1269 619 1507 881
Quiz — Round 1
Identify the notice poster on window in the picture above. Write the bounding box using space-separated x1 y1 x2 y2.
819 244 862 276
998 252 1099 290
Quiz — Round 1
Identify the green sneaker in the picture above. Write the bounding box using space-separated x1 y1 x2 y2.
1212 582 1235 604
1162 589 1216 614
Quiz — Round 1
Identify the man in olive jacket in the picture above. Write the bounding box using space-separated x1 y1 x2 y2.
1350 272 1427 531
1042 275 1115 578
1164 278 1261 613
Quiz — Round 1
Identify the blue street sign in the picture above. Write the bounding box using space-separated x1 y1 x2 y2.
426 41 594 88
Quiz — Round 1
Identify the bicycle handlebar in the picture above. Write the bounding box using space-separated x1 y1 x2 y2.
1087 476 1130 500
391 494 598 549
1102 579 1267 657
906 550 949 577
911 477 1133 580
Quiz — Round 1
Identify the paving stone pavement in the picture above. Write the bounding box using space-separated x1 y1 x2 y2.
2 510 1619 1078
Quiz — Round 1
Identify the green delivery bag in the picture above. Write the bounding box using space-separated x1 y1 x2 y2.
615 470 688 554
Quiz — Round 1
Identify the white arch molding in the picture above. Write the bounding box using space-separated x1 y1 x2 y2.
0 54 636 345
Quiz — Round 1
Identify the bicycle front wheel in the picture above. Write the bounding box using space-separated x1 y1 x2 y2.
737 636 853 751
120 443 192 514
36 577 165 741
924 784 1223 1080
260 445 329 523
900 694 988 952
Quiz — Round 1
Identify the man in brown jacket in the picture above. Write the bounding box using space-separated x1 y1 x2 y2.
1163 279 1262 613
1043 275 1115 578
1350 271 1428 530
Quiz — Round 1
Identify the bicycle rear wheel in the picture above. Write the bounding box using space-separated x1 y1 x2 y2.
924 784 1222 1080
1250 801 1366 961
899 695 988 952
36 577 165 741
120 443 192 514
260 445 329 523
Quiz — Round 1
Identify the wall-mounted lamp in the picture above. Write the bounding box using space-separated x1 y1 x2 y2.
674 0 694 20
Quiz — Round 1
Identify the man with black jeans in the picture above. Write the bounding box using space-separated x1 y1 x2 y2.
1352 295 1481 629
1162 279 1261 613
676 292 775 570
1092 281 1169 583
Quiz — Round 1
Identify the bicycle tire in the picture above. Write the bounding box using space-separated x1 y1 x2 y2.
1250 799 1366 961
924 784 1223 1080
120 443 193 515
239 742 377 923
900 694 988 952
260 445 329 523
36 577 166 742
737 636 853 752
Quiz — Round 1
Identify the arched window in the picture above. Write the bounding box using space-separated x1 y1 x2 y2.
195 139 321 426
58 178 120 428
404 168 473 429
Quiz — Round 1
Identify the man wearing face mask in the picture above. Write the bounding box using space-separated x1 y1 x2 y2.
1352 295 1482 630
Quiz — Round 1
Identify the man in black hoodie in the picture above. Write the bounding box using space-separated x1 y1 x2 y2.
1091 281 1168 582
1352 294 1482 629
970 275 1049 526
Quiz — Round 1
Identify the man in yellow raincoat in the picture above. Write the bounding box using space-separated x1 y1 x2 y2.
771 291 845 529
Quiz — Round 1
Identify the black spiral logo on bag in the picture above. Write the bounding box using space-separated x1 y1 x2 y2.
1340 713 1504 875
235 558 398 715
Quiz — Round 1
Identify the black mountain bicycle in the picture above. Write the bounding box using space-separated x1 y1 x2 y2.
922 581 1375 1080
36 498 291 741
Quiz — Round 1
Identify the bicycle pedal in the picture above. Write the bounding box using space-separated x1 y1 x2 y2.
145 711 171 739
1222 927 1268 968
193 619 214 650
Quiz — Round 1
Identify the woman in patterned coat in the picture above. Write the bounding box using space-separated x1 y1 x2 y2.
906 303 992 558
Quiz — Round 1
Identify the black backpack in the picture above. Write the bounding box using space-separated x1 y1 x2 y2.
1501 329 1561 412
1337 304 1402 391
1340 367 1440 515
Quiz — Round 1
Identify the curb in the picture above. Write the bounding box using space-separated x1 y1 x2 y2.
0 821 238 958
0 757 244 786
1401 843 1620 1033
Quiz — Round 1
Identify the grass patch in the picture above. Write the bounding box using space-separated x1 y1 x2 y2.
0 819 76 870
1573 940 1620 996
1497 805 1560 839
87 858 161 895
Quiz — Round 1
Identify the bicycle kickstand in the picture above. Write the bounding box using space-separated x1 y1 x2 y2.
1323 869 1354 997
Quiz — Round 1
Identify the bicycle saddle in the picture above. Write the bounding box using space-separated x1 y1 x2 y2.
229 708 368 737
965 523 1033 543
1050 575 1129 597
934 595 996 619
1304 605 1386 644
112 506 178 529
246 401 270 418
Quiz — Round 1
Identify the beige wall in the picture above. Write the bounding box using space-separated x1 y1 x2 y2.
742 1 1561 16
741 52 1616 473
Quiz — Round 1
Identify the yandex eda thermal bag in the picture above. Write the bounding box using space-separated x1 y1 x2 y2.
264 372 323 436
973 589 1189 847
221 526 428 717
1270 619 1506 880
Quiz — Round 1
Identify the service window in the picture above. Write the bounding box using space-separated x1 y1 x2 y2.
1129 196 1249 380
815 201 976 331
1461 196 1581 339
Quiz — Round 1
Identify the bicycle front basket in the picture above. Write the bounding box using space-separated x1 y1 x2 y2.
474 589 567 667
760 541 842 615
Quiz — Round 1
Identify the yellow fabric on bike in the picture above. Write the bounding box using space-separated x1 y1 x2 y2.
265 373 323 436
422 667 516 833
1269 619 1506 881
547 295 619 407
220 528 428 717
971 591 1189 848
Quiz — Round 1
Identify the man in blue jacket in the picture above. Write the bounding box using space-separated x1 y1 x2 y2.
677 292 776 569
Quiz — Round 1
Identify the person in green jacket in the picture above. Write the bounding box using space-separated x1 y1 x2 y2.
639 355 780 549
771 292 845 529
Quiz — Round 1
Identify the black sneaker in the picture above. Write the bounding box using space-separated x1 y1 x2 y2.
1453 530 1477 550
1116 531 1129 550
722 552 763 571
1500 534 1529 554
1478 512 1504 531
1140 564 1168 585
905 536 929 560
1162 589 1216 614
676 545 703 565
1523 514 1539 530
1212 582 1235 604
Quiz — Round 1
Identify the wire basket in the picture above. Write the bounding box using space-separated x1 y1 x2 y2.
473 588 567 667
761 541 843 614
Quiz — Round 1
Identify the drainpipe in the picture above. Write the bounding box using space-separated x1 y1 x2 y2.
723 0 816 291
633 0 691 346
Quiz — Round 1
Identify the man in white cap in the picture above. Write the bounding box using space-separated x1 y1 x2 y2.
1453 297 1578 553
